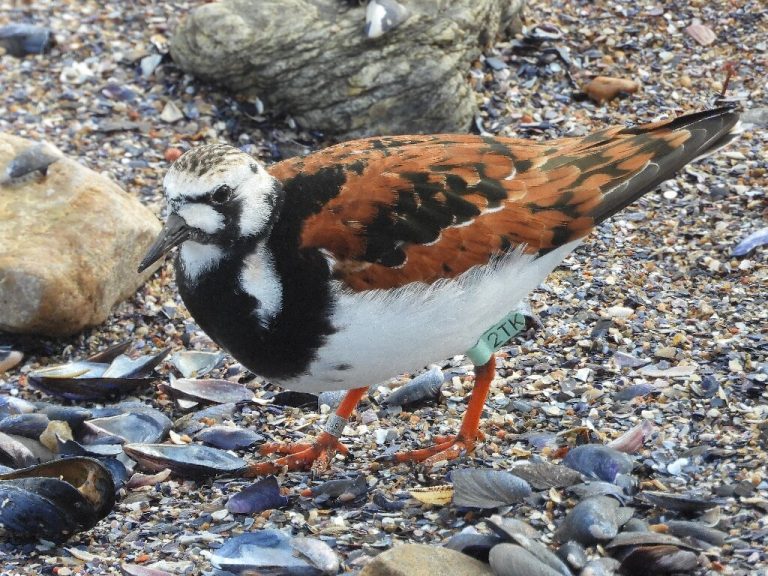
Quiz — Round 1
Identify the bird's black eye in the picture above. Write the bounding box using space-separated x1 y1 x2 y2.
211 185 233 204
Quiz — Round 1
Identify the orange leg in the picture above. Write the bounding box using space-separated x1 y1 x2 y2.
390 355 496 466
244 387 367 476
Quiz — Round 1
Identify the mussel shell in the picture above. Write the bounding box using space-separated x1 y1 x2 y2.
0 431 53 467
606 531 699 553
510 461 585 490
81 412 169 445
27 348 168 401
0 413 50 439
381 366 444 407
166 377 255 404
0 457 115 541
0 24 54 58
452 468 532 508
489 543 565 576
663 520 728 547
87 341 132 363
444 531 502 562
0 396 36 417
38 405 92 428
568 481 630 504
28 375 156 401
555 496 630 546
485 515 542 540
636 490 719 513
618 545 699 575
123 443 246 478
169 350 225 378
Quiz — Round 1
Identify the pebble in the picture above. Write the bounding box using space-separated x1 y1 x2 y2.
160 101 184 123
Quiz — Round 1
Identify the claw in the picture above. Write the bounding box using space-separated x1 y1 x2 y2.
389 434 479 465
243 432 349 477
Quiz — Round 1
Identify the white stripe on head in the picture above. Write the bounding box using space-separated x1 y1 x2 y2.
177 203 224 234
238 170 279 237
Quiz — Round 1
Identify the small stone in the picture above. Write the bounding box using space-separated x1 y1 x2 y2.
0 350 23 372
584 76 640 103
658 51 675 63
685 22 716 46
359 544 493 576
164 147 183 162
654 346 678 360
160 101 184 123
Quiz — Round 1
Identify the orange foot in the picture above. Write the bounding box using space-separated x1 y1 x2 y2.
243 432 349 476
388 431 486 466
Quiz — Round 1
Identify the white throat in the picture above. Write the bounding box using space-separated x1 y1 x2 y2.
180 241 224 281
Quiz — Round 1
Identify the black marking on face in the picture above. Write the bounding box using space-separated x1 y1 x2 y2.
334 363 352 371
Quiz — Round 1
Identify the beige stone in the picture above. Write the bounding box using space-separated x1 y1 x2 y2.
0 134 160 336
359 544 494 576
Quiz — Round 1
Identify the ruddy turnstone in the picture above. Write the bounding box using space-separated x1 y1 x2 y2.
139 106 740 474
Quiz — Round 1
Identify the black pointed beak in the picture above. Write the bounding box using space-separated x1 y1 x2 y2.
138 213 191 273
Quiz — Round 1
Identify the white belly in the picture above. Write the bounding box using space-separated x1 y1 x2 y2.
277 240 580 393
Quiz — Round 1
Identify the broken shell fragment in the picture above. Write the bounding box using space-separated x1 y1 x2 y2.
165 377 255 404
210 530 324 574
226 475 288 515
557 540 587 571
122 443 246 478
563 444 634 483
364 0 410 40
3 142 62 182
169 350 225 378
0 457 115 542
291 536 340 575
174 403 237 435
194 425 263 450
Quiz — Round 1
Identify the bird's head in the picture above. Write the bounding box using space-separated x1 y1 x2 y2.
138 144 282 275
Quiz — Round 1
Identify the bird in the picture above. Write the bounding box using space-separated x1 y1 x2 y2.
138 106 741 476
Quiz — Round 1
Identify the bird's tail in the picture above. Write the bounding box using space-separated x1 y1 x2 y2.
589 106 741 224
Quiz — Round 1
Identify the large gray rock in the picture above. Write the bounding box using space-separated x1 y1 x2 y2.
359 544 494 576
0 134 160 336
171 0 525 139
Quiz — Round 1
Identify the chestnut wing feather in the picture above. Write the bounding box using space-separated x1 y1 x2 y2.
267 108 738 291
